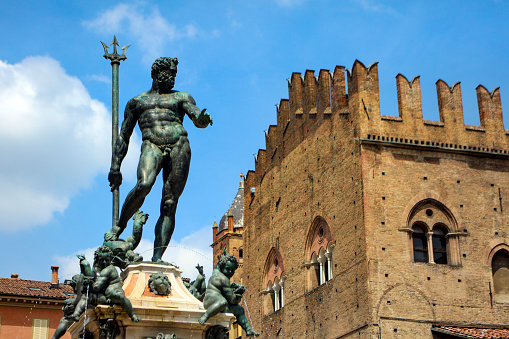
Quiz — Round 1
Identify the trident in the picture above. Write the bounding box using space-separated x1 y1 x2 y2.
101 36 130 227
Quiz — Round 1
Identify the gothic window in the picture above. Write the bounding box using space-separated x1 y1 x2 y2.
263 249 285 314
412 224 428 263
492 249 509 303
239 248 243 258
306 217 335 290
406 199 461 266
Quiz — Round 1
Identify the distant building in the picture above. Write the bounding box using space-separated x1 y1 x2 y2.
0 267 74 339
238 61 509 338
211 174 245 338
211 174 245 286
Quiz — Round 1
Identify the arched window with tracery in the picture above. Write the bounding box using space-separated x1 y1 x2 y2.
261 249 285 314
305 217 335 290
406 199 461 266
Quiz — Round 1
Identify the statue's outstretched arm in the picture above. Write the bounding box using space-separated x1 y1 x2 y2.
182 94 212 128
109 99 138 190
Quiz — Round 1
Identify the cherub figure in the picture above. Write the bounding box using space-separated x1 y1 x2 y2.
188 264 206 301
199 251 259 337
92 246 141 322
103 211 148 268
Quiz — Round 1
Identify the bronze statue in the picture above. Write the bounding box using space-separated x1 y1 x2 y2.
51 274 95 339
103 211 147 268
199 251 259 337
107 57 212 262
187 264 207 301
91 246 141 322
148 271 171 296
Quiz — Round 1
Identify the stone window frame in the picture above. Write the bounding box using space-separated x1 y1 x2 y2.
400 198 463 266
487 243 509 304
304 216 335 290
260 248 285 314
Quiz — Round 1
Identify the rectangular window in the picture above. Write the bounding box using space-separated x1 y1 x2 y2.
33 318 49 339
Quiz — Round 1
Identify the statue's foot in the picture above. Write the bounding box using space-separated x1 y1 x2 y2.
198 315 207 325
246 329 260 337
131 314 141 322
151 258 170 265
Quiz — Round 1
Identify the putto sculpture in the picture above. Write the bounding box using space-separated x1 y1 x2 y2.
107 57 213 262
199 250 259 337
103 211 147 268
186 264 207 301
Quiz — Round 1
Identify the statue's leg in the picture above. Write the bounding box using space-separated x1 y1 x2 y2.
117 141 162 236
107 286 141 322
230 305 260 337
51 317 72 339
152 139 191 261
199 298 228 325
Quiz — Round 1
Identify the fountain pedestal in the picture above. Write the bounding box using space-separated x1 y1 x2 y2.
68 262 232 339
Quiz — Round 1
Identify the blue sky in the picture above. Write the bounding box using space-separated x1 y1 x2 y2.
0 0 507 282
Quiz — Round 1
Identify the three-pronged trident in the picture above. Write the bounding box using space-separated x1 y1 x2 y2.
101 36 130 227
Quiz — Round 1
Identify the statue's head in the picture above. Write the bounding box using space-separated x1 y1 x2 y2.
94 245 113 269
151 57 178 92
196 264 204 275
217 252 238 279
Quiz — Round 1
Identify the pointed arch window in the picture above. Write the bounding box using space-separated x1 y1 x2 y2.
406 199 462 266
492 249 509 303
262 249 285 314
306 217 335 290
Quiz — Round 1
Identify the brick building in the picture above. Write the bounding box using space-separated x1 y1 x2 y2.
238 60 509 338
0 267 73 339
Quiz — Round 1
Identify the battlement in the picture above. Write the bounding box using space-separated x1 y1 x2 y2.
246 60 508 186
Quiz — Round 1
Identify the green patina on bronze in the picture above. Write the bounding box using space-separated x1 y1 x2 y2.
106 56 212 262
199 249 259 337
101 36 130 227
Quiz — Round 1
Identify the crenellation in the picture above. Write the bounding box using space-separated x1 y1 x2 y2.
477 85 504 134
317 69 332 115
255 149 267 181
396 74 423 120
303 70 317 115
249 61 509 182
277 99 290 143
265 125 278 162
347 61 382 136
331 65 348 112
288 72 304 117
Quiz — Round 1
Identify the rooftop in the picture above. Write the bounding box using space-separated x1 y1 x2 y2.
0 276 74 300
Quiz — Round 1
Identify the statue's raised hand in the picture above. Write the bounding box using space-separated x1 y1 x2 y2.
108 169 122 191
197 109 213 126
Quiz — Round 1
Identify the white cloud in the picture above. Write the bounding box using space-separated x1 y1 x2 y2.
54 226 213 284
0 57 113 231
163 226 214 280
83 3 201 64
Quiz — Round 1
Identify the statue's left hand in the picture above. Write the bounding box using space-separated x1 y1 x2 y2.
108 169 123 191
197 109 213 126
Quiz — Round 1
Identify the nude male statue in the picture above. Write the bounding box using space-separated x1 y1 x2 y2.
108 57 212 262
